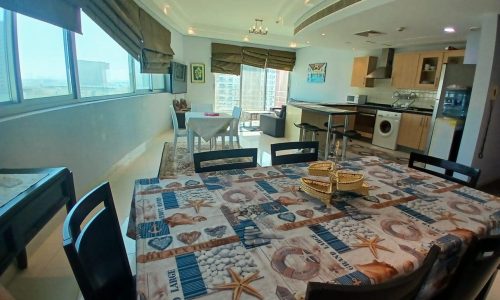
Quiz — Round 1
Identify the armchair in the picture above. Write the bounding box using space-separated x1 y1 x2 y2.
260 105 286 137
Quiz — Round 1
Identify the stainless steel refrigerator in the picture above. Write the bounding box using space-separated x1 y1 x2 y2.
426 64 476 161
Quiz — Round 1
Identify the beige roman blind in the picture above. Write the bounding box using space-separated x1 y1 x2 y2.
211 43 242 76
267 49 296 71
242 47 268 69
80 0 174 73
0 0 82 33
211 43 295 74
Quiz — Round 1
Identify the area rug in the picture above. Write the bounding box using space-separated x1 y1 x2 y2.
158 140 409 179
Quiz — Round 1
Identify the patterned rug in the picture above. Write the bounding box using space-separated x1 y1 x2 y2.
157 140 409 178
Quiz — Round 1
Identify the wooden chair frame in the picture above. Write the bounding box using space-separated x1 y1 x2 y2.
270 141 319 165
193 148 258 173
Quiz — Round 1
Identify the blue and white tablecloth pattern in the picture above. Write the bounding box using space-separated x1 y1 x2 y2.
132 156 500 300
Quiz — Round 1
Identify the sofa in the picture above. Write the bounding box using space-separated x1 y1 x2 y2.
260 105 286 137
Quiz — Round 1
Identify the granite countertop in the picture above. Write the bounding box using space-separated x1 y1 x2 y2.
288 102 357 115
290 100 433 116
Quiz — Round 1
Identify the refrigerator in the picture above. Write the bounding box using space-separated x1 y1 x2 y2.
426 64 476 162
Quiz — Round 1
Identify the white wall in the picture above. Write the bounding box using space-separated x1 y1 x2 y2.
289 46 358 103
184 37 214 105
459 14 500 185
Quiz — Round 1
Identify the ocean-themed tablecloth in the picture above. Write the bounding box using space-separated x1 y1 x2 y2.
132 156 500 300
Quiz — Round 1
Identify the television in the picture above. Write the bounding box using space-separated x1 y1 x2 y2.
166 62 187 94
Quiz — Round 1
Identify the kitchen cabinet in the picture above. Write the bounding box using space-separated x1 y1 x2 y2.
443 49 465 64
391 52 420 89
351 56 377 87
414 51 444 90
397 113 431 151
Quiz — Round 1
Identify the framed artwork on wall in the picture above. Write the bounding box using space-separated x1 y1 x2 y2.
191 63 205 83
307 63 327 83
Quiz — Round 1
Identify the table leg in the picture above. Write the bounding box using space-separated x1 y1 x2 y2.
16 248 27 269
325 114 333 160
342 115 349 160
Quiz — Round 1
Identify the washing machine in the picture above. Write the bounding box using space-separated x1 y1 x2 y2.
372 110 402 150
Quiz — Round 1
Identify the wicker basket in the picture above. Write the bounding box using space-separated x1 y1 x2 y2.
334 171 364 191
308 161 336 176
300 178 333 203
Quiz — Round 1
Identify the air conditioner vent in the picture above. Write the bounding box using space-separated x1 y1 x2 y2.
354 30 386 37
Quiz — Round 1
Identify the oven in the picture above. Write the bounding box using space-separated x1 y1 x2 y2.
354 107 377 139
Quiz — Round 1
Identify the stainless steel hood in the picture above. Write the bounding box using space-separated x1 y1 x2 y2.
366 48 395 79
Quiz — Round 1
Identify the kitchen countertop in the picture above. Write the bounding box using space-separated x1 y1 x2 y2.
321 102 433 116
288 102 358 115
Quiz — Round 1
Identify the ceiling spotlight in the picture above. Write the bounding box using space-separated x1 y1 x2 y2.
187 27 195 35
163 5 170 15
396 27 405 32
243 36 249 42
444 27 456 33
290 42 297 48
321 33 326 36
306 41 310 44
469 26 480 31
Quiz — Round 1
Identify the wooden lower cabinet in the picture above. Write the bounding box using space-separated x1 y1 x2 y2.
397 113 431 151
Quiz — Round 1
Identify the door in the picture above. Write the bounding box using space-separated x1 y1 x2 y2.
391 52 419 88
397 113 423 149
415 51 444 90
418 115 431 151
351 56 377 87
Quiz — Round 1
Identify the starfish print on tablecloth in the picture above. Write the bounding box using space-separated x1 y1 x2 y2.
436 212 465 227
182 199 213 214
214 267 264 300
351 234 394 259
351 278 362 286
281 185 300 196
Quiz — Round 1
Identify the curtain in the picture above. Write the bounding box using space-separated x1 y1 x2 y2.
242 47 268 69
0 0 82 33
211 43 242 76
80 0 174 74
267 49 296 71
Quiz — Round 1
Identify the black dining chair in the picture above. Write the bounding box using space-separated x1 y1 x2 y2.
437 236 500 300
408 152 481 187
193 148 258 173
270 141 319 165
305 244 440 300
62 182 135 300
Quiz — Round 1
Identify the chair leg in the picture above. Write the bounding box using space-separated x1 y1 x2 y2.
173 135 178 154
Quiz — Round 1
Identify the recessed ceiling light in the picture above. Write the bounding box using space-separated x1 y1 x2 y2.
187 27 195 35
243 36 249 42
321 33 326 36
163 5 170 15
444 27 456 33
306 41 310 44
290 42 297 48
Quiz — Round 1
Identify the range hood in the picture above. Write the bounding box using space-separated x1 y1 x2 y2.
366 48 395 79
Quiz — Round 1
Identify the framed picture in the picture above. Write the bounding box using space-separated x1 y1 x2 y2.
191 63 205 83
307 63 327 83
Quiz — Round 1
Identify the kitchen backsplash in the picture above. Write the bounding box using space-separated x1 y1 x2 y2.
353 80 437 109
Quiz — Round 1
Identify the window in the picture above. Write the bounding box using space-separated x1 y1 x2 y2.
134 59 151 90
214 73 240 112
76 13 132 97
0 8 13 103
17 13 71 100
214 66 289 112
152 74 165 90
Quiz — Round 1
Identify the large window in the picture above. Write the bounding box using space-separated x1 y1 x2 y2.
17 13 72 100
214 66 289 112
134 59 151 90
0 8 12 103
76 13 132 97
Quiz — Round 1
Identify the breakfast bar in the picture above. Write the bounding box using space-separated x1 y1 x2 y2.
286 102 358 160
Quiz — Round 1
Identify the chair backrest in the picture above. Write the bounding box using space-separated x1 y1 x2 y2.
305 245 440 300
270 141 319 165
62 183 134 300
232 106 242 119
193 148 258 173
170 104 180 131
442 236 500 300
408 152 481 187
229 106 243 134
191 103 213 112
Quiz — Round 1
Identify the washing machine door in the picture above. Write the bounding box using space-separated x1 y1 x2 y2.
377 119 394 137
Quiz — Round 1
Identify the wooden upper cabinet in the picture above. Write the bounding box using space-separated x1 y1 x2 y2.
391 52 420 89
414 51 444 90
351 56 377 87
443 49 465 64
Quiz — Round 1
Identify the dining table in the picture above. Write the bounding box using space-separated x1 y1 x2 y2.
130 156 500 300
185 112 235 153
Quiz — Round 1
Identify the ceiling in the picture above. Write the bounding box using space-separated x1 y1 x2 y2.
136 0 500 50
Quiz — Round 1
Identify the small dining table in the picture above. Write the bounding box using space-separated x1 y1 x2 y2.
185 112 235 153
131 156 499 300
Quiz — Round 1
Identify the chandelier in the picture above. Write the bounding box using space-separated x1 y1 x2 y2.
249 19 268 35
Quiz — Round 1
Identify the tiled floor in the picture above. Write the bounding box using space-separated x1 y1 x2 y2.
1 129 499 300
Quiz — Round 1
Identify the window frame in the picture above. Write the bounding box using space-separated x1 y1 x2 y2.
0 10 168 119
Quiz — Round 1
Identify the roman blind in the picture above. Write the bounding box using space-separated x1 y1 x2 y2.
0 0 82 33
80 0 174 73
211 43 242 76
211 43 295 74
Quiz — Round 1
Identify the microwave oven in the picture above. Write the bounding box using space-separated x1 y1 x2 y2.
346 95 367 104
